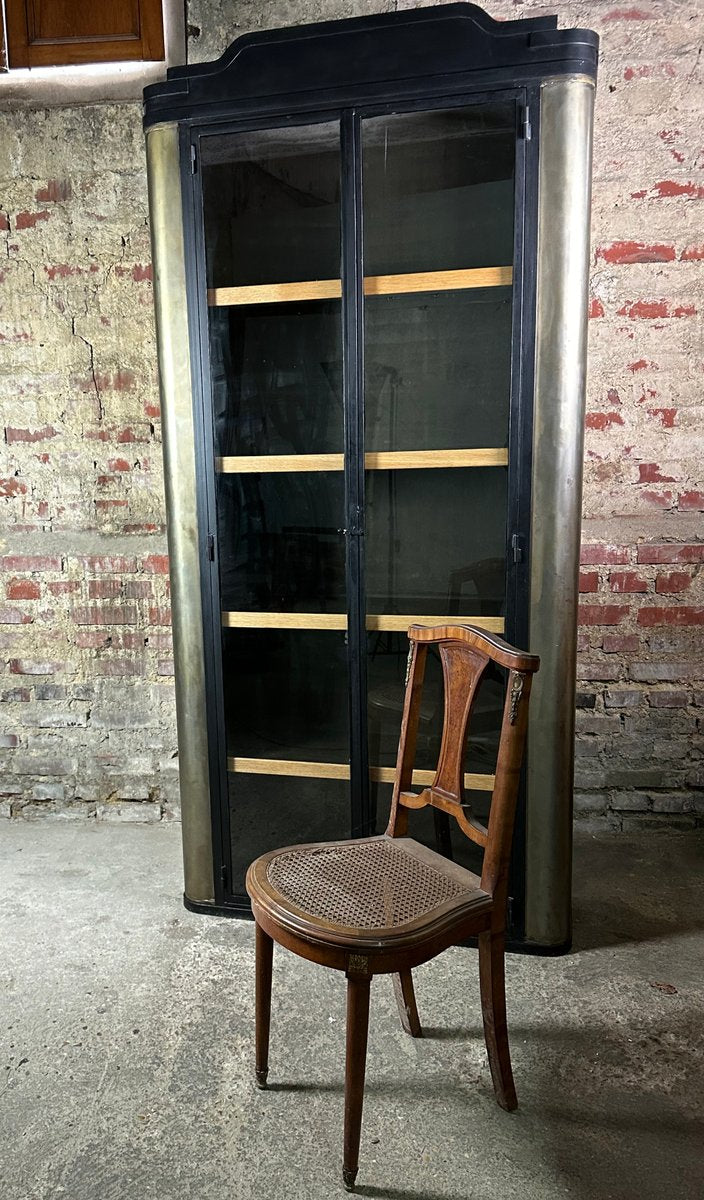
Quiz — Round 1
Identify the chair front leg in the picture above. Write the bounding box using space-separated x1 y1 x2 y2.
343 973 371 1192
255 922 273 1089
478 929 517 1112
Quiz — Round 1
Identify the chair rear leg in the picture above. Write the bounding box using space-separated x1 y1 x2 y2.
393 970 422 1037
478 930 517 1111
255 922 273 1089
343 975 371 1192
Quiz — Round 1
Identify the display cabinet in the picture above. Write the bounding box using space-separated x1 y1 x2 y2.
144 3 598 950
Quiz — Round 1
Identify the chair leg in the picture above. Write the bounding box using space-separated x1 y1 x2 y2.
255 922 273 1089
393 970 422 1037
343 975 371 1192
478 930 517 1112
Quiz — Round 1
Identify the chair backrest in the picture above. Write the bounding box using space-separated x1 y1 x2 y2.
386 624 539 903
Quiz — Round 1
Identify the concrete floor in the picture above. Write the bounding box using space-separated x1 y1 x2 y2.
1 824 702 1200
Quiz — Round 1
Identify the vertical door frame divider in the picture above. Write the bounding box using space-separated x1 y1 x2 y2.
341 108 372 839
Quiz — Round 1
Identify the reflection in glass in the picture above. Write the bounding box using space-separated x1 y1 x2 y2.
201 123 342 288
223 629 349 763
365 290 512 452
217 472 345 613
363 105 515 276
365 468 508 616
229 775 350 894
210 303 343 459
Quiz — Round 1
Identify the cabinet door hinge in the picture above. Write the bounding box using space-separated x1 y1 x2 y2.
190 144 198 174
220 864 228 892
207 533 215 561
511 533 524 564
521 105 532 141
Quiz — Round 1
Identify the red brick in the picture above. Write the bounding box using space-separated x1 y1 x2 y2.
628 358 653 372
616 300 697 320
656 571 692 594
1 687 30 701
5 425 58 444
77 555 137 573
111 632 145 650
47 580 80 595
108 458 131 473
638 463 677 484
602 634 640 653
15 209 50 230
0 608 33 624
588 297 604 318
597 241 675 264
95 499 128 511
679 491 704 511
131 264 153 282
631 180 704 200
579 571 599 593
637 607 704 627
75 630 110 649
94 659 146 677
610 571 648 593
148 607 172 626
0 478 27 497
580 544 630 566
0 554 62 573
6 579 40 600
88 580 122 599
0 213 8 232
148 633 172 651
124 580 153 599
578 605 630 626
585 411 624 430
116 425 150 443
9 659 59 675
157 660 175 676
641 489 674 509
34 179 72 203
71 606 137 626
637 544 704 564
647 407 677 428
142 554 169 575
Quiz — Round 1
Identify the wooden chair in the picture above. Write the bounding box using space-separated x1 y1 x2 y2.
246 624 539 1191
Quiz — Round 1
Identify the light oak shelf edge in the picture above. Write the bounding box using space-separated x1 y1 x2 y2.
221 612 505 633
216 448 509 473
228 756 495 792
208 265 513 307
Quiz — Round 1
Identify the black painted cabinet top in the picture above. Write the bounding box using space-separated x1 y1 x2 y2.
143 2 598 129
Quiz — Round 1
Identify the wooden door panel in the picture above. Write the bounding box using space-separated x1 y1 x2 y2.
5 0 163 67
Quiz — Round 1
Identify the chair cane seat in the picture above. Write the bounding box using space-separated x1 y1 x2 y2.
250 835 491 942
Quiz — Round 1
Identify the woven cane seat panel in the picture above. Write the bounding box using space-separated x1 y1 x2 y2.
266 838 476 930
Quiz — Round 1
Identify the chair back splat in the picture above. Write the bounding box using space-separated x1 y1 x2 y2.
386 624 539 906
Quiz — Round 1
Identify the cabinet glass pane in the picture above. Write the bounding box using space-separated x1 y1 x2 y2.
362 103 516 851
229 776 350 892
223 629 349 764
365 467 507 616
363 105 515 275
217 472 346 613
365 289 512 452
201 123 341 287
201 122 349 892
209 303 343 458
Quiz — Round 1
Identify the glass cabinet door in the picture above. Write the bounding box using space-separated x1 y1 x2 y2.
361 104 517 871
200 122 350 893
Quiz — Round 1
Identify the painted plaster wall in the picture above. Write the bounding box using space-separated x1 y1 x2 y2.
1 0 702 829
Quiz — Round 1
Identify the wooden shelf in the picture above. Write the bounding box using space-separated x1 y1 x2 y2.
228 756 495 792
216 448 509 473
221 612 505 633
208 265 513 307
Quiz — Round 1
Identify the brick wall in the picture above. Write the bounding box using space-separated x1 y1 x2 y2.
0 105 179 821
1 0 702 828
